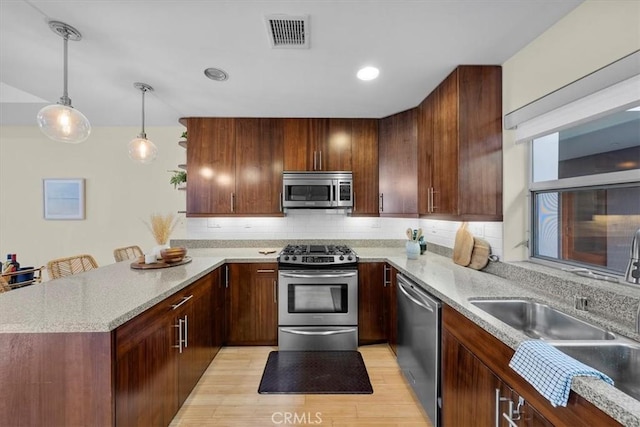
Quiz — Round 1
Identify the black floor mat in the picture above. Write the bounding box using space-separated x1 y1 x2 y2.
258 351 373 394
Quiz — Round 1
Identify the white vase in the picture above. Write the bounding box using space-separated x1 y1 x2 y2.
406 241 420 260
153 244 170 260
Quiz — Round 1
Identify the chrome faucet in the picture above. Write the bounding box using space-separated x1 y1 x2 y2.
625 228 640 285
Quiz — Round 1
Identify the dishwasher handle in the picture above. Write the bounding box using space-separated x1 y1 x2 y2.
397 274 440 312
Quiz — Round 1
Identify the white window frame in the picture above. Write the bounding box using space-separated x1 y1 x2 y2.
518 74 640 276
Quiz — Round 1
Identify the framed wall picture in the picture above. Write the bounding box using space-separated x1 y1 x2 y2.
43 178 85 220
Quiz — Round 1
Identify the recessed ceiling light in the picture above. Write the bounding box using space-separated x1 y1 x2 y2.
204 68 229 81
357 66 379 81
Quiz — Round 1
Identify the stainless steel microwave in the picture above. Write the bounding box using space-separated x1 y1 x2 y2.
282 171 353 209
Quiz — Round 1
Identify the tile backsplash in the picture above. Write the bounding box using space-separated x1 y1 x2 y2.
184 211 504 258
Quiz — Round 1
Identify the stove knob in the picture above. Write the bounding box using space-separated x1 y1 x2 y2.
292 255 297 261
339 255 344 261
347 255 353 261
284 255 290 261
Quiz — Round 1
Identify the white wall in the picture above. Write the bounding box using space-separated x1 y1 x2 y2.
0 126 186 271
501 0 640 261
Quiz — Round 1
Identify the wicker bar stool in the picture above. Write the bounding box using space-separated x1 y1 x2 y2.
0 275 11 293
46 254 98 280
113 245 143 262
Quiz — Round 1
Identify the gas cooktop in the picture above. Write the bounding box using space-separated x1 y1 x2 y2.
278 244 358 267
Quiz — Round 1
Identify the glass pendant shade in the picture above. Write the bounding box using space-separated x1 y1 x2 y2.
37 103 91 143
37 21 90 144
128 136 158 164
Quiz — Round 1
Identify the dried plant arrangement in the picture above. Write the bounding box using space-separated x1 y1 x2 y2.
145 213 178 245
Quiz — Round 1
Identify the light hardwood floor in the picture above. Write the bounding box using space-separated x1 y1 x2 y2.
169 344 432 427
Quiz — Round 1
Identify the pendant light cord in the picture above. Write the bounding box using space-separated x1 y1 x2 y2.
140 87 147 139
60 31 71 106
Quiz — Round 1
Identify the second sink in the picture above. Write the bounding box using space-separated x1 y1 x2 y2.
469 299 616 341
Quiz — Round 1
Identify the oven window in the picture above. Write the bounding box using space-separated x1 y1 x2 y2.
288 284 348 313
285 185 331 202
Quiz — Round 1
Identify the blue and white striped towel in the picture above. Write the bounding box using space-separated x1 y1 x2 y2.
509 340 613 407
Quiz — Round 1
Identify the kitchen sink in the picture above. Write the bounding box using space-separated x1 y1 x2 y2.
468 299 616 341
550 342 640 401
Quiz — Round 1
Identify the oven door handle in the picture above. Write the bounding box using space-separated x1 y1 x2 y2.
279 327 358 336
279 272 357 279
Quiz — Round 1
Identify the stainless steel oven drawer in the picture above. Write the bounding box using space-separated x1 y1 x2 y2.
278 326 358 351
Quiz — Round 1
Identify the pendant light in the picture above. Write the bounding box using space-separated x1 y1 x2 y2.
36 21 91 143
128 82 158 164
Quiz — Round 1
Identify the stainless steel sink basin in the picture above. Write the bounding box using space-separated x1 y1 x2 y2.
551 342 640 401
468 299 616 340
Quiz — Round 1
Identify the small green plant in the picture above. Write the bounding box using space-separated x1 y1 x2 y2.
169 170 187 188
180 131 188 139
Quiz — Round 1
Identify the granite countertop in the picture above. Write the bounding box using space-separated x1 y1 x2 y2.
0 246 637 425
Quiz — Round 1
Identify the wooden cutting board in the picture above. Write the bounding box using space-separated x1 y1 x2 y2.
452 223 474 266
468 238 491 270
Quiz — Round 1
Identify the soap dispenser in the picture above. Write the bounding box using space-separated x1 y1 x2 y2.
625 228 640 285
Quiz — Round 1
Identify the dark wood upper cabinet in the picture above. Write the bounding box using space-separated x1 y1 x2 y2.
351 119 379 216
283 118 311 171
283 118 352 171
378 108 418 217
418 66 503 220
235 118 284 214
325 118 352 171
185 118 284 216
185 65 502 219
186 118 236 216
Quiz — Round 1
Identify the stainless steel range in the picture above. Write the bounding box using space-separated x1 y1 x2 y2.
277 244 359 351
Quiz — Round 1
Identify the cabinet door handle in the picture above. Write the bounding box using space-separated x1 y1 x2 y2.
431 188 438 212
174 319 184 353
353 191 356 212
495 388 512 427
273 280 277 304
183 315 188 348
230 193 235 213
279 192 282 212
319 150 322 170
225 265 229 288
383 265 389 287
313 151 317 170
379 193 384 212
257 269 275 273
171 294 193 310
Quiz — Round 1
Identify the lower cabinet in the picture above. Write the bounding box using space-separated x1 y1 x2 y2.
357 262 388 345
442 305 621 427
226 263 278 345
114 270 220 427
443 329 553 427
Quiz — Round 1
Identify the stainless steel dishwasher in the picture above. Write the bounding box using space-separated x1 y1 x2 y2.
397 273 441 427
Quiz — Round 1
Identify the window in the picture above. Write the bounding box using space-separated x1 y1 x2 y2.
530 107 640 275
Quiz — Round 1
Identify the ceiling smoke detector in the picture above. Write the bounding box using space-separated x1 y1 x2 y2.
265 14 310 49
204 68 229 81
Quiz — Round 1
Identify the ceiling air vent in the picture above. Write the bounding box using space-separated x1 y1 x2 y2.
265 14 309 49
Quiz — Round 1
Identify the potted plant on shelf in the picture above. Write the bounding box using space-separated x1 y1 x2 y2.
169 170 187 190
180 131 187 140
